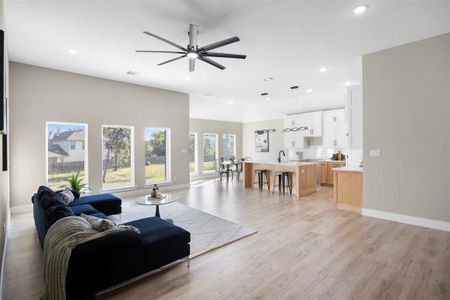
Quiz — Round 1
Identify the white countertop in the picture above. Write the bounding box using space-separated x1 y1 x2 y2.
244 160 317 167
332 166 363 173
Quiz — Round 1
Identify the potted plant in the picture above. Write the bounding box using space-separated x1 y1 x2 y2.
68 172 87 194
151 184 159 198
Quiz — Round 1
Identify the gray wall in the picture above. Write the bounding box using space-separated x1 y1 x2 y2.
242 119 284 161
10 63 189 207
189 118 242 175
363 33 450 222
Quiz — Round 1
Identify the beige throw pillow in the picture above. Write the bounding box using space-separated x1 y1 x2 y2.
80 213 115 232
59 187 75 205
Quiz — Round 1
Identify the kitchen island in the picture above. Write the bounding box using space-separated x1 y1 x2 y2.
243 161 317 196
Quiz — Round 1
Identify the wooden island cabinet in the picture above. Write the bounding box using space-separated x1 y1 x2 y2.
320 161 346 186
243 161 317 197
333 166 363 214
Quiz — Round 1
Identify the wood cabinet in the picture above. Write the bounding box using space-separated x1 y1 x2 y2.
334 169 363 214
320 161 346 186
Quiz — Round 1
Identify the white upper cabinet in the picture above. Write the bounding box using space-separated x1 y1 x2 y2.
307 111 322 137
323 109 347 148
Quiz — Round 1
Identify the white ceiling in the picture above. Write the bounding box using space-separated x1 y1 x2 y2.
5 0 450 122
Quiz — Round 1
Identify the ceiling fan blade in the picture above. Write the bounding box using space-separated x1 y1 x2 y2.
136 50 186 54
158 54 187 66
198 56 226 70
199 36 240 52
143 31 187 51
188 24 198 52
189 58 196 72
202 52 246 59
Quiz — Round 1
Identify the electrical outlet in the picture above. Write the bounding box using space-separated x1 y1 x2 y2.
173 176 176 181
369 149 381 157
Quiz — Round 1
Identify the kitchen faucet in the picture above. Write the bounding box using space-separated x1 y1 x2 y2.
277 150 286 163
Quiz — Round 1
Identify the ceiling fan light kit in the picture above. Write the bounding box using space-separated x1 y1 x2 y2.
136 24 246 72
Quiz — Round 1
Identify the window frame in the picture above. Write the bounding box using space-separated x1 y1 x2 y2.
101 124 135 191
202 133 219 173
189 132 198 175
222 133 237 159
144 127 172 185
45 121 89 189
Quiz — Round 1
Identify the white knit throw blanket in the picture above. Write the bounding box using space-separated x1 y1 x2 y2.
42 216 132 300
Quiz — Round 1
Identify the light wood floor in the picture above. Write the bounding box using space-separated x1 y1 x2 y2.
3 181 450 299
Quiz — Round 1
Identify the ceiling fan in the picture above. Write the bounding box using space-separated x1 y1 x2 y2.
136 24 246 72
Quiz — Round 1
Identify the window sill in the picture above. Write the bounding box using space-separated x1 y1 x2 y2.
101 185 137 193
145 181 174 187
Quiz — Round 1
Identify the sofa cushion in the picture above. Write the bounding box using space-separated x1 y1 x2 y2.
89 212 109 219
70 204 99 216
37 186 66 209
47 205 75 227
70 193 121 215
124 217 190 253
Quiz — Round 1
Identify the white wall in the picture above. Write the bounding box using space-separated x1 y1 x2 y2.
242 119 284 162
363 32 450 223
0 0 10 277
9 63 190 207
189 118 242 175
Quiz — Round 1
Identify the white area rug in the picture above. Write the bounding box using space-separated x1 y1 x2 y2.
118 201 257 257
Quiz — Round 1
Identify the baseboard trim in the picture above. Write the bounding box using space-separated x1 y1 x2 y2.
362 208 450 232
113 183 190 198
0 219 9 300
10 204 32 214
10 183 191 214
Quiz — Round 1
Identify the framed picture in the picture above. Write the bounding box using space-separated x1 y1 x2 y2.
255 130 269 152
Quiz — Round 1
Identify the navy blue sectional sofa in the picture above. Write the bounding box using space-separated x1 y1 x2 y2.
32 186 191 299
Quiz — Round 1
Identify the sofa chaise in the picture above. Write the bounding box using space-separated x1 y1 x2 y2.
32 186 191 299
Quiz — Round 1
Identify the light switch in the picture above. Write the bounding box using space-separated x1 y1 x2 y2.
370 149 381 157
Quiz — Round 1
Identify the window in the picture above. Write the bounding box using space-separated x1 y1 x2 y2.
189 133 198 174
46 122 88 190
102 125 134 189
203 133 218 172
145 128 170 184
70 141 76 150
223 134 236 159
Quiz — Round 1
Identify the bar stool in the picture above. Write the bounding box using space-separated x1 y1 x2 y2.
253 169 269 191
272 171 292 195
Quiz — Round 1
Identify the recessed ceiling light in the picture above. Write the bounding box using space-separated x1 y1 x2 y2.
228 100 235 105
184 76 190 81
261 92 269 96
345 81 352 86
319 67 328 73
68 49 78 55
126 71 138 75
306 89 312 93
290 86 299 90
265 97 270 101
353 5 369 15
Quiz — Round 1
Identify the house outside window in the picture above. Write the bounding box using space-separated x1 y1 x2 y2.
46 122 88 190
102 125 134 190
145 127 171 184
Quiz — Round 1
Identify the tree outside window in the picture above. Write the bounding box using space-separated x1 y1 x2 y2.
223 134 236 160
189 133 197 174
203 133 218 172
102 126 134 189
145 128 170 183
